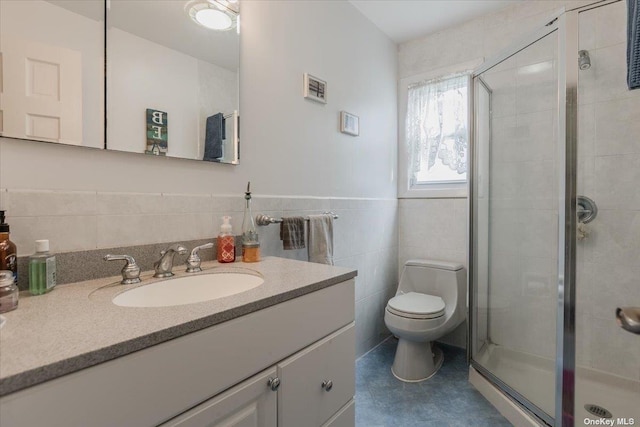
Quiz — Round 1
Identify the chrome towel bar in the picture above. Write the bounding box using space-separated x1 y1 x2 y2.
255 212 339 226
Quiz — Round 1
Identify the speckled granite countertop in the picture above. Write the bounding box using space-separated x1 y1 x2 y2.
0 257 356 397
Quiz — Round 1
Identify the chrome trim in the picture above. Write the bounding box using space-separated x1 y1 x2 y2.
153 243 188 278
556 11 578 427
467 73 475 364
185 242 214 273
616 307 640 335
471 360 554 426
576 196 598 224
103 254 141 285
255 212 338 226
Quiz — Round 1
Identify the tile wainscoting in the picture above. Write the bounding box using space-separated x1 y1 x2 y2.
0 189 397 356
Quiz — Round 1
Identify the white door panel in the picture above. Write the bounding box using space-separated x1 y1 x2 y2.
0 37 82 144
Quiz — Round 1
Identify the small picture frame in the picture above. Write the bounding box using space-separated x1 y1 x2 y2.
303 73 327 104
340 111 359 136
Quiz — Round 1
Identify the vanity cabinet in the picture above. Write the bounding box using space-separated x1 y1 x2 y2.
160 368 278 427
277 324 355 427
0 279 355 427
161 324 355 427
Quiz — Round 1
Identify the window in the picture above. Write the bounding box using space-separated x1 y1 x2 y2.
399 68 473 198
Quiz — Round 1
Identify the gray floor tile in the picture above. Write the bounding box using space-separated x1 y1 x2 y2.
355 338 513 427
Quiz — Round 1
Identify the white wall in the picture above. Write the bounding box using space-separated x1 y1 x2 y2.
0 0 104 148
0 0 398 357
107 28 238 160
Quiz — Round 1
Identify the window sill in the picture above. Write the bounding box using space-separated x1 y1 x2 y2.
398 185 468 199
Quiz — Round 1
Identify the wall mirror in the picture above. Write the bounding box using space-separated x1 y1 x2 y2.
0 0 105 149
106 0 240 164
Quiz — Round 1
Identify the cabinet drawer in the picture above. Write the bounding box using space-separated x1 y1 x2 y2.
160 368 277 427
321 400 354 427
277 323 355 427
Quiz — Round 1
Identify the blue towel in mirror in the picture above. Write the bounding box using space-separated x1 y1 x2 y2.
628 0 640 89
204 113 224 161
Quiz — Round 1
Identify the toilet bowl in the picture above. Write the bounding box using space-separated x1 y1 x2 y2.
384 259 466 382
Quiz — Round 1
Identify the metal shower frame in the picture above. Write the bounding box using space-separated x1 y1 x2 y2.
467 2 621 425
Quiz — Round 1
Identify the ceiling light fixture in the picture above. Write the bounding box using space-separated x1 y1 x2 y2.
187 0 238 31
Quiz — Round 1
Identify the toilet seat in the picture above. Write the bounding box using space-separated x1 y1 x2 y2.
386 292 445 319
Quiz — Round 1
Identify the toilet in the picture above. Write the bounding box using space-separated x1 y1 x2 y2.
384 259 466 382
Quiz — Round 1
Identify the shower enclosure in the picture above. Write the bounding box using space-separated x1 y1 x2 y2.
470 1 640 426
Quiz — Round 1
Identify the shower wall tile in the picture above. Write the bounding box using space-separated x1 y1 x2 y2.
595 0 627 49
594 98 640 156
588 319 640 379
576 3 640 381
578 102 596 157
593 155 640 211
515 60 557 114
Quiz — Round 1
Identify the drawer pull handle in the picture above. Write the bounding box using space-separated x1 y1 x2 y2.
267 377 281 391
321 380 333 392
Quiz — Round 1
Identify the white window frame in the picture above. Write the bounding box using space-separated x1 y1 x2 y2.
398 59 482 199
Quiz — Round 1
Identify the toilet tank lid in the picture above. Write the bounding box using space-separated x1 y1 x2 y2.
405 259 464 271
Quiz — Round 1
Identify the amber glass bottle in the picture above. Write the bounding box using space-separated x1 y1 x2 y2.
0 211 17 285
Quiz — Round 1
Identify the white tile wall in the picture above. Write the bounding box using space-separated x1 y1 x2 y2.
0 189 397 357
397 198 468 348
576 2 640 380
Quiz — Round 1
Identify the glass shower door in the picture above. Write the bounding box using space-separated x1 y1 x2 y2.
471 25 560 424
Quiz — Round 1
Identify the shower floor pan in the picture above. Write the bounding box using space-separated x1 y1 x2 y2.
475 344 640 422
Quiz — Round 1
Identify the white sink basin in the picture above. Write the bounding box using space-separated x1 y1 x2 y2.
112 272 264 308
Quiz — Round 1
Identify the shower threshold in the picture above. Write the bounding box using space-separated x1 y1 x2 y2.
472 344 640 424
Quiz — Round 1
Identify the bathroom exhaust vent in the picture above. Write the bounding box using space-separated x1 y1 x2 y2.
584 404 612 419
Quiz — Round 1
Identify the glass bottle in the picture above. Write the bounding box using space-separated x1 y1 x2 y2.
0 270 18 313
241 182 260 262
0 211 18 285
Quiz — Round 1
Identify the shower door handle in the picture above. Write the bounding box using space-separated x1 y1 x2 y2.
616 307 640 335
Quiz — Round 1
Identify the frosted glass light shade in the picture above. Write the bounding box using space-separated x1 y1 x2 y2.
195 8 232 30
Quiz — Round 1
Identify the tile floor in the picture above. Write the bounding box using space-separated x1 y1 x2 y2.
355 338 512 426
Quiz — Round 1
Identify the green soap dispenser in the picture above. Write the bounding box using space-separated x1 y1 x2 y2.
29 240 57 295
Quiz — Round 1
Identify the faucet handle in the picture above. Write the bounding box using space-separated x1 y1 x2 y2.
104 254 141 285
186 243 214 273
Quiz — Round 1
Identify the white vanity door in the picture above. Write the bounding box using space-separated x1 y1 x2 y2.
277 323 355 427
160 368 277 427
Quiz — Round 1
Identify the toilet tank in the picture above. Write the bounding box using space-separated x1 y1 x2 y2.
398 259 465 309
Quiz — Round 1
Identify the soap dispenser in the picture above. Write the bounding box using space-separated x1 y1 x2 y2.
217 216 236 263
241 182 260 262
28 239 57 295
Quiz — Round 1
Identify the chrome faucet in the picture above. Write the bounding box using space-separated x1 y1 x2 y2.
154 244 188 278
186 243 214 273
104 254 141 285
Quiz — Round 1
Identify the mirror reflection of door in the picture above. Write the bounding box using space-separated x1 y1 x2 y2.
1 38 82 145
0 0 104 149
